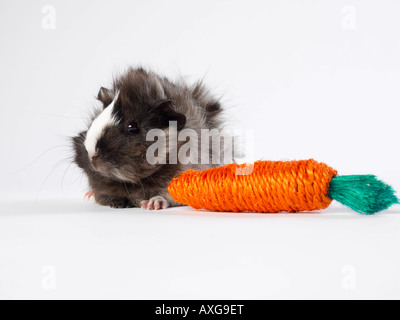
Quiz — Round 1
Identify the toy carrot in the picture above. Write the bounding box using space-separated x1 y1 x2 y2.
168 159 399 214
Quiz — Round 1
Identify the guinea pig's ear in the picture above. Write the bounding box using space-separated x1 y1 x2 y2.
97 87 113 107
153 99 186 131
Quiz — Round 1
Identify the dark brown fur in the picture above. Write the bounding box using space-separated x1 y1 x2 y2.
72 67 226 209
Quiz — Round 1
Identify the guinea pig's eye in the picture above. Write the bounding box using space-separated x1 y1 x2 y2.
127 121 140 134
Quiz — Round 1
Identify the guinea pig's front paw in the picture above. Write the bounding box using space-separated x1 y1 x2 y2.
109 198 134 209
141 196 169 210
96 196 133 209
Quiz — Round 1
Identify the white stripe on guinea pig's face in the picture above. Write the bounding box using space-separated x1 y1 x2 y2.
84 92 119 160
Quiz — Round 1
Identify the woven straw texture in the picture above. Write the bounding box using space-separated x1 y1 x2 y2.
168 159 338 213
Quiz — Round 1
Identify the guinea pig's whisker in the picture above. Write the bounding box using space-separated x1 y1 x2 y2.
37 154 75 197
38 160 68 196
61 161 77 193
8 145 69 176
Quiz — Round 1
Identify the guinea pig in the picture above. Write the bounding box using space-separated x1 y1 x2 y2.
72 67 231 210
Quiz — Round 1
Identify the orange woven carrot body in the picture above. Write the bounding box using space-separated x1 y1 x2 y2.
168 160 338 213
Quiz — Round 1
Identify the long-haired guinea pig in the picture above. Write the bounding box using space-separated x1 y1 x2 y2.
73 67 231 210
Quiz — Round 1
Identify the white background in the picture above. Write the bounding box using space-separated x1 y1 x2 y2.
0 0 399 300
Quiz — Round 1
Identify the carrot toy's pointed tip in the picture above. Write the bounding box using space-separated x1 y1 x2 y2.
329 175 399 215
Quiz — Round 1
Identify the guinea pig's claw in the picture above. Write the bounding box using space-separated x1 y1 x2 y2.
85 191 95 201
140 200 149 209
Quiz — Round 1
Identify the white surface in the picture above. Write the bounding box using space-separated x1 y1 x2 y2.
0 199 399 300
